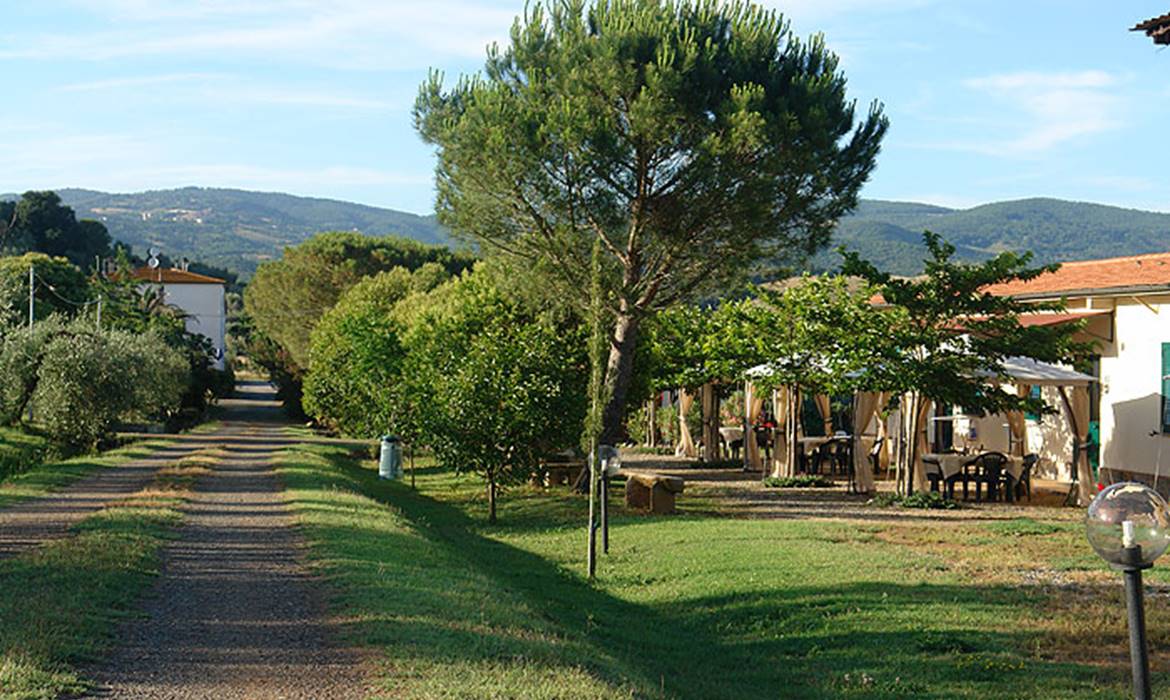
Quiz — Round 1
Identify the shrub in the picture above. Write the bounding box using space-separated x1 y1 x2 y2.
762 475 836 488
868 491 958 510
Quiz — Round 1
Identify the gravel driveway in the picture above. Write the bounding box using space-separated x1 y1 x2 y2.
82 380 369 699
0 438 218 559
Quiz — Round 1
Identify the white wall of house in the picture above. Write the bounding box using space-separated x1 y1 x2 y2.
143 282 227 370
1097 296 1170 478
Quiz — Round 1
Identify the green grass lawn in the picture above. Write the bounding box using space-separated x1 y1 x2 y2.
277 444 1154 699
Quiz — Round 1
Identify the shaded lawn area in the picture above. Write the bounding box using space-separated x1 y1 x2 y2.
277 444 1160 699
0 427 50 482
0 453 211 699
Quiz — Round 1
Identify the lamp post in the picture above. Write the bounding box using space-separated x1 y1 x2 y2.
598 445 621 554
1085 482 1170 700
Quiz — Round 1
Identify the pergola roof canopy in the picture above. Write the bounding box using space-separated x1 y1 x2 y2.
747 356 1093 387
988 356 1094 387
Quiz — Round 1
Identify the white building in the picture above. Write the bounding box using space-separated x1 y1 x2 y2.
975 252 1170 484
132 267 228 370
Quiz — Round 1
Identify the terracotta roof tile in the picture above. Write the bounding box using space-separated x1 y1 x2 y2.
131 267 225 285
984 252 1170 298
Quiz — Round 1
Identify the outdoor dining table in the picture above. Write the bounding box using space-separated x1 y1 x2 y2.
923 452 1025 501
797 435 850 474
922 453 1025 481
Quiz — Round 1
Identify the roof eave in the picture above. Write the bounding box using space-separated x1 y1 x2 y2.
1002 283 1170 302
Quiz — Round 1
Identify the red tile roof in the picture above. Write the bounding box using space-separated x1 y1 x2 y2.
983 252 1170 298
131 267 225 285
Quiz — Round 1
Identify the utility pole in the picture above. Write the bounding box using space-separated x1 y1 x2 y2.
28 264 34 328
96 295 103 329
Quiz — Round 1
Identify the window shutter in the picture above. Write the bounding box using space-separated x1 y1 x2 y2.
1162 344 1170 433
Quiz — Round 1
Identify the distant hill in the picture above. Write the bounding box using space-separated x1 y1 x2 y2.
3 187 1167 278
820 197 1170 275
0 187 450 277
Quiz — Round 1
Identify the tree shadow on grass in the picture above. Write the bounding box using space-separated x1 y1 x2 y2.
289 447 1148 700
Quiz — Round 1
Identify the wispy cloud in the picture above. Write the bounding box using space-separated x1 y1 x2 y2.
55 73 405 112
951 70 1125 155
56 73 225 92
3 1 516 69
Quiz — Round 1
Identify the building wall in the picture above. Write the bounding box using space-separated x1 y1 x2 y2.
143 282 227 370
1098 297 1170 478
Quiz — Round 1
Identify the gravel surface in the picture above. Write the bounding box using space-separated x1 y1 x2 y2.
0 440 216 559
83 380 369 699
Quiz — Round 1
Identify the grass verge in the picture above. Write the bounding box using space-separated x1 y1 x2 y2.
0 450 217 700
0 437 175 511
277 443 1152 700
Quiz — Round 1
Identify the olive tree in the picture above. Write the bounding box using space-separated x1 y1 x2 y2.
0 320 187 450
415 0 887 442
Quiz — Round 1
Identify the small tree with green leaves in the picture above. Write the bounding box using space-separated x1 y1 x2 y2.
842 232 1092 495
303 264 451 441
404 271 588 523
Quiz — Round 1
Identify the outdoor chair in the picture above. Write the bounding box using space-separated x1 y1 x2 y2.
962 452 1009 502
831 437 852 478
1012 453 1038 501
868 437 884 476
811 441 835 475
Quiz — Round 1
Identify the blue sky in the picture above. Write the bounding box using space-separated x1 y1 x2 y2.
2 1 1168 214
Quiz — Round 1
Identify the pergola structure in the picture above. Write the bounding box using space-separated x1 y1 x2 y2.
1133 12 1170 45
739 356 1096 501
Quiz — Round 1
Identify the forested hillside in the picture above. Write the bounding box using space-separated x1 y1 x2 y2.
4 187 451 277
5 188 1167 277
820 198 1170 274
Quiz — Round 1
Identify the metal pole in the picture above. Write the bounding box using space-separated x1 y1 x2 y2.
96 295 102 329
1123 559 1153 700
587 444 597 579
28 264 34 328
601 475 609 554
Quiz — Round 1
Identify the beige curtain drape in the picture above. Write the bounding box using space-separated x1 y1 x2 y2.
771 388 789 478
852 392 880 493
899 392 932 494
676 388 697 458
1006 383 1030 457
700 383 718 461
876 392 892 470
1071 385 1093 505
914 398 933 493
745 381 765 470
814 394 833 436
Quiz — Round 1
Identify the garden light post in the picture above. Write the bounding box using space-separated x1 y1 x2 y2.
599 445 620 555
1085 482 1170 700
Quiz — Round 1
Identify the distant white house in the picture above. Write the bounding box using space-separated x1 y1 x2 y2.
132 267 227 370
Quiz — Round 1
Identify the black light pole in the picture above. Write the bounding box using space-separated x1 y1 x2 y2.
1086 482 1170 700
1120 545 1152 700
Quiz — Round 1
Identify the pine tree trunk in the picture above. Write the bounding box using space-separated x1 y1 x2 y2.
599 310 640 446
